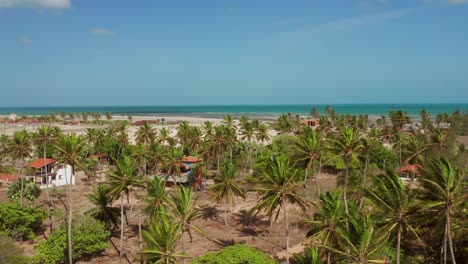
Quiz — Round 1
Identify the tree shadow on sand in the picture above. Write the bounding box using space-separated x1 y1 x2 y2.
233 210 270 237
200 206 222 223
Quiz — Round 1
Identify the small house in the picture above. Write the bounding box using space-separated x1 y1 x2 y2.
301 118 320 129
25 158 75 188
397 164 420 179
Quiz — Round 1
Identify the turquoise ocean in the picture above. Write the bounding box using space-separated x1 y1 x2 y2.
0 104 466 118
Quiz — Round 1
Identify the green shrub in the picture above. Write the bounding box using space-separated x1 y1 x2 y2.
7 179 41 202
0 202 46 241
36 214 110 264
193 244 277 264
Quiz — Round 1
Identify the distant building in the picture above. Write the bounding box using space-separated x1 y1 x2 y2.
301 118 320 129
25 158 75 188
397 164 420 178
156 156 204 189
9 113 17 122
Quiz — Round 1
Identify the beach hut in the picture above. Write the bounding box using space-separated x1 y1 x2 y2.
26 158 57 186
156 156 204 189
89 152 109 169
182 156 203 190
397 164 420 179
300 118 320 129
89 152 108 163
25 158 75 188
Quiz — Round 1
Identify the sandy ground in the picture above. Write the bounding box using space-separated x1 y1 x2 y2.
0 115 314 263
0 169 338 263
0 115 278 146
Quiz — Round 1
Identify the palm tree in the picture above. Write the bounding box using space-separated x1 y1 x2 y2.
366 170 421 264
158 127 172 146
420 109 433 130
389 110 411 131
210 161 245 226
358 137 373 210
251 156 307 264
136 122 156 146
419 159 464 264
54 133 86 264
86 184 120 229
141 213 183 264
176 121 191 150
222 114 236 128
169 186 203 264
148 142 165 174
306 190 345 264
256 122 271 145
402 133 431 166
107 155 142 260
8 129 33 206
210 126 227 173
296 127 323 193
187 126 203 154
323 212 389 263
163 146 184 177
276 114 294 134
144 177 169 218
240 120 255 173
132 143 150 178
33 124 60 233
329 127 363 217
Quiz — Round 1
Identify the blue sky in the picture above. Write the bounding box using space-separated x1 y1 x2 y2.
0 0 467 106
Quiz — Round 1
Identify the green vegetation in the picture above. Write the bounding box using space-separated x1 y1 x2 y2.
0 202 46 241
36 214 110 264
7 179 41 202
0 108 466 263
193 244 276 264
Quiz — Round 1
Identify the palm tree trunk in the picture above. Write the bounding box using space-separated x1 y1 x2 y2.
316 159 322 197
446 212 456 264
443 221 447 264
67 166 73 264
343 157 350 235
138 213 142 250
182 231 186 264
343 157 350 216
283 200 290 264
44 144 53 233
120 194 125 261
224 206 228 226
304 167 308 187
20 158 24 206
358 153 369 211
217 144 221 174
396 225 401 264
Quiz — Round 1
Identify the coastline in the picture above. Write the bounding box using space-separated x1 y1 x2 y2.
0 103 466 118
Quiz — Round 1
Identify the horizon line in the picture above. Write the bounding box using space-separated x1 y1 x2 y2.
0 102 467 109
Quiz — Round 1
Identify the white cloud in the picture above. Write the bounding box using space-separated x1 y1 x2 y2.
0 0 70 9
19 35 32 44
91 28 116 36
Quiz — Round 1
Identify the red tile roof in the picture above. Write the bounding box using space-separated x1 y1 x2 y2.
182 156 202 163
397 164 420 174
26 158 57 169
